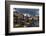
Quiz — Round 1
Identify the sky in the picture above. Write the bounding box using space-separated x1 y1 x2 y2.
14 8 39 16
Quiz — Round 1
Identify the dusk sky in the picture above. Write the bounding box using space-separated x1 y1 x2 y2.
14 8 39 16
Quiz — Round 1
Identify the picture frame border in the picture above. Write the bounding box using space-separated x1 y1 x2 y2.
5 1 45 35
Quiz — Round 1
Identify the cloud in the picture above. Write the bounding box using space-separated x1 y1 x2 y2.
14 8 39 16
